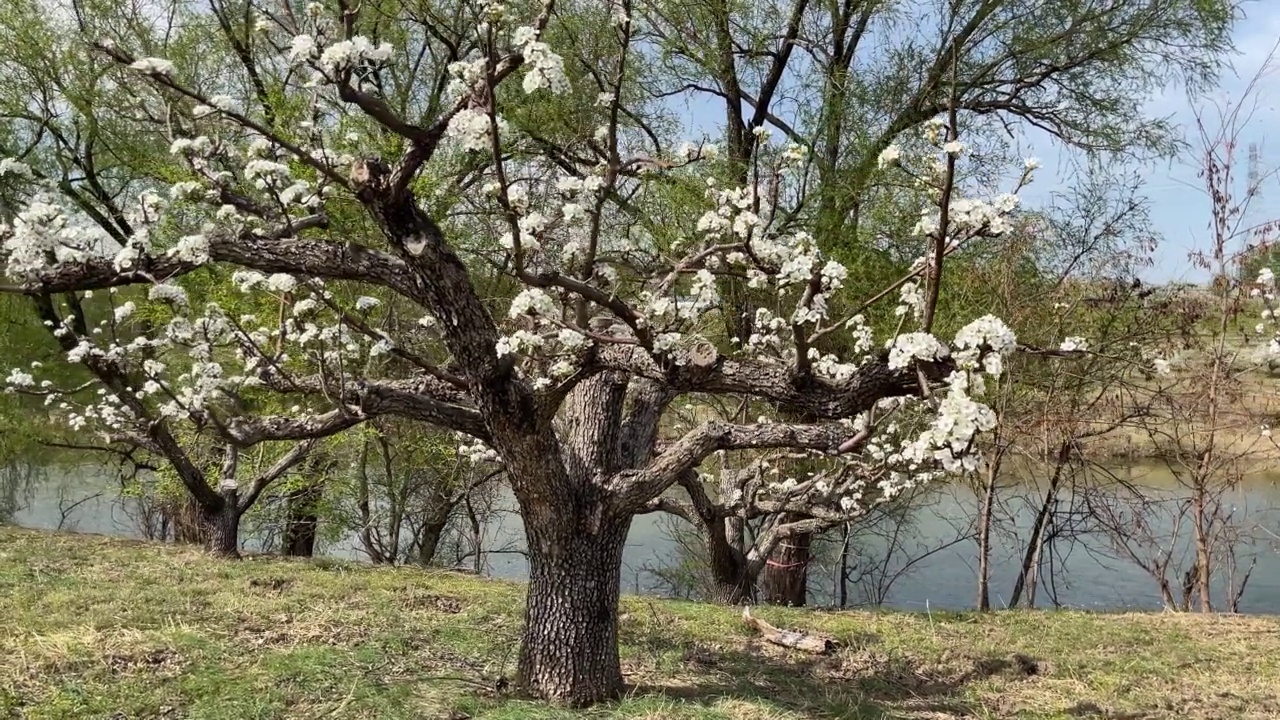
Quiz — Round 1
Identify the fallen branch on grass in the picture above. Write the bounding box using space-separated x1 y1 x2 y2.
741 606 837 654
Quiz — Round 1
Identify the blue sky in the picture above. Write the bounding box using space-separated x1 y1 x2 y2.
661 4 1280 285
1023 4 1280 284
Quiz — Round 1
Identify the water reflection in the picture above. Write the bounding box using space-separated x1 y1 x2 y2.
7 462 1280 613
0 463 41 525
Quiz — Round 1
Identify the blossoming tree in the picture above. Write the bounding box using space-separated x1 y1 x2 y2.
0 0 1104 704
0 181 388 554
632 0 1235 604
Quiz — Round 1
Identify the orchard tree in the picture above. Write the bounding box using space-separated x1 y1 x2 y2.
638 0 1238 600
0 0 1191 706
0 180 383 553
636 111 1034 605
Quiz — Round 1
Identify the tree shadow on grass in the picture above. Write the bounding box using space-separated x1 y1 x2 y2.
620 626 1043 718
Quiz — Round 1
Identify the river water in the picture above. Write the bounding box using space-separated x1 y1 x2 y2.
5 461 1280 612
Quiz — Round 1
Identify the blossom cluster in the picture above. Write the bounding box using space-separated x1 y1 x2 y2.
454 129 1029 520
3 19 1037 528
1252 267 1280 367
0 168 392 453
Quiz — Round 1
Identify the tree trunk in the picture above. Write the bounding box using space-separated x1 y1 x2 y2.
838 522 851 607
759 516 810 606
1009 441 1070 608
415 513 450 566
976 459 998 611
466 494 484 574
355 438 389 564
1157 575 1179 610
1192 482 1213 613
518 518 630 705
704 516 754 604
205 495 241 558
283 482 322 557
1025 532 1043 608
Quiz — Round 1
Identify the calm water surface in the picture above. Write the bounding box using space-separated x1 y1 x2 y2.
6 462 1280 612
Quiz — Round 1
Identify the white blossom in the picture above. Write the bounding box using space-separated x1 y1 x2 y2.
445 108 506 153
129 57 175 76
265 273 297 293
888 333 947 369
877 144 901 169
318 36 394 71
514 33 570 95
5 369 34 388
1059 336 1088 352
509 288 557 318
169 234 210 265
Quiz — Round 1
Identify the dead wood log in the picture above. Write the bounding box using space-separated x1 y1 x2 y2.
741 606 837 654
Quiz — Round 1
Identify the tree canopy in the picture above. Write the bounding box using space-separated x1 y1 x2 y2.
0 0 1240 705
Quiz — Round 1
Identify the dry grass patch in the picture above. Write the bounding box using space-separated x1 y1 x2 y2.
3 527 1280 719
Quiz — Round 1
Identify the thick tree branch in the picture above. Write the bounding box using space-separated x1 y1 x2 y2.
608 420 849 515
222 408 367 447
594 344 930 420
258 373 491 441
638 495 697 523
0 219 423 304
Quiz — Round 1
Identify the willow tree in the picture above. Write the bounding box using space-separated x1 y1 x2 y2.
0 0 1092 705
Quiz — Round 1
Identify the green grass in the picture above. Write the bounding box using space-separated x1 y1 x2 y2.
2 527 1279 719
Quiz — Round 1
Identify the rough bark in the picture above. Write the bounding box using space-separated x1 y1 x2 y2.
205 492 242 558
759 517 811 606
706 517 755 604
518 517 630 706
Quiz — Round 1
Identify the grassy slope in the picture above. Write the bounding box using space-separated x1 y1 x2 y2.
2 528 1278 720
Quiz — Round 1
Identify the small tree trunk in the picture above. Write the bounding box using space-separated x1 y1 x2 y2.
1158 576 1179 610
1192 481 1213 613
413 489 456 567
466 494 484 574
355 438 389 564
759 519 810 606
518 519 630 705
838 522 851 607
1181 563 1198 611
1026 534 1043 608
1010 441 1070 608
976 459 998 611
283 482 322 557
415 513 450 566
